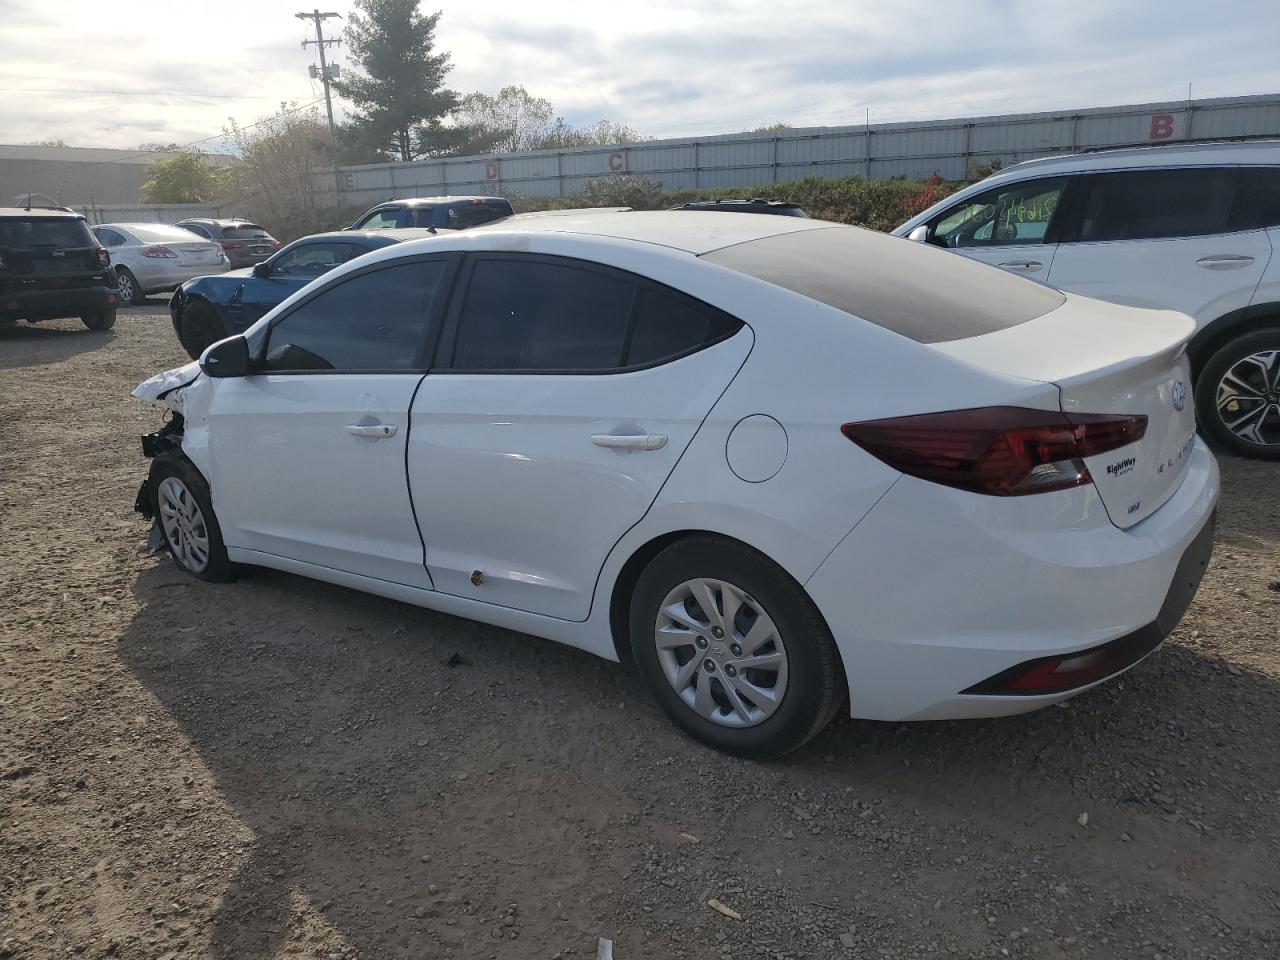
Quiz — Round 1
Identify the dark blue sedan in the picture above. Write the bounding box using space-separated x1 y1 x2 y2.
168 229 437 359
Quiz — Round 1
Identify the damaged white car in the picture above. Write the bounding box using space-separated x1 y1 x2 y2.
133 212 1218 758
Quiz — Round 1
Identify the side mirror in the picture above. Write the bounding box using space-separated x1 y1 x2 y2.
252 262 272 278
200 335 252 378
907 224 930 243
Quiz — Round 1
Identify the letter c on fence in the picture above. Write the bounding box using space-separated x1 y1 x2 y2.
485 161 499 180
608 151 626 173
1149 114 1175 140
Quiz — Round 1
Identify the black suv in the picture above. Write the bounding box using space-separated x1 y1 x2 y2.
675 198 808 217
0 206 118 330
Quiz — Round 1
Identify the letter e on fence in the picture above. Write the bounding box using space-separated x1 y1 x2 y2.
485 161 499 181
608 151 626 173
1149 114 1176 140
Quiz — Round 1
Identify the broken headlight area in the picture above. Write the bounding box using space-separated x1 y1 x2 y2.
135 413 185 553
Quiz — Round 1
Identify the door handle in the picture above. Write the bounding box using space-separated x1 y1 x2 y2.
346 423 398 438
1196 255 1255 270
591 433 667 450
997 260 1043 272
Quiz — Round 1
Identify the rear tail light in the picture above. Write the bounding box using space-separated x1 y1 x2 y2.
841 406 1147 496
142 246 178 259
220 240 244 250
97 247 110 267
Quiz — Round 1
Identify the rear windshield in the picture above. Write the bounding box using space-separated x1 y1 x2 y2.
446 199 514 228
130 224 212 243
0 217 94 249
701 226 1066 343
222 224 272 239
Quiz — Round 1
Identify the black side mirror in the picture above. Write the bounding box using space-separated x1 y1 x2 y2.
201 335 252 378
252 262 272 278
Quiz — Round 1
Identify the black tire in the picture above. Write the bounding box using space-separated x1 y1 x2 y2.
1194 327 1280 460
630 535 844 759
81 308 116 331
115 268 140 307
177 300 226 360
148 453 236 582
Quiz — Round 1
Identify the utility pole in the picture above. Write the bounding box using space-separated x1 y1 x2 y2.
296 8 342 203
296 9 342 145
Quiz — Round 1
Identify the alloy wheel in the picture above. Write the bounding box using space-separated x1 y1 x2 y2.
1216 349 1280 447
157 476 211 573
116 271 135 306
653 577 789 728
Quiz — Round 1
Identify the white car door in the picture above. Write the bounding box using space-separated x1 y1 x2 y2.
1046 167 1273 324
408 253 752 622
204 256 452 587
924 174 1070 280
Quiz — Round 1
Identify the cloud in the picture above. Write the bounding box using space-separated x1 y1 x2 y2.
0 0 1277 149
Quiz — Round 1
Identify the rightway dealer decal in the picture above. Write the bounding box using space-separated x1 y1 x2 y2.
1106 456 1136 478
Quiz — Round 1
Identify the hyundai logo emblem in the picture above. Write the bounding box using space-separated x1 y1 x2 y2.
1171 380 1187 412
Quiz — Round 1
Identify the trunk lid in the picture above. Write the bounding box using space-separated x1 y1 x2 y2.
173 242 222 266
932 294 1198 528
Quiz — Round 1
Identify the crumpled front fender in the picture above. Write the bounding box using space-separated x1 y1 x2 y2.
132 361 202 413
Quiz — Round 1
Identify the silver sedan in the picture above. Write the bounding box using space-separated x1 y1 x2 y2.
92 223 229 307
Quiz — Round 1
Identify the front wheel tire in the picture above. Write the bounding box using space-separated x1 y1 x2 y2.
177 301 226 360
1195 328 1280 460
115 268 140 307
630 535 844 759
149 454 236 582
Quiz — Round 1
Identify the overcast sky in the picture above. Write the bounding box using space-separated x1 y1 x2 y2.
1 0 1278 152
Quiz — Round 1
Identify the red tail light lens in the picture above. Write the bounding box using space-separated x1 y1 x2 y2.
841 407 1147 496
220 240 243 250
142 246 178 259
97 247 110 267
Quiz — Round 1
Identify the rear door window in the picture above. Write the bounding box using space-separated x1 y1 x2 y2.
1069 168 1233 242
625 287 741 366
358 209 403 230
1229 167 1280 231
263 260 446 372
446 200 514 229
930 177 1068 248
179 223 212 238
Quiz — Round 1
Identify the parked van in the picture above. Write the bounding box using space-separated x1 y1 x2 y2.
895 141 1280 459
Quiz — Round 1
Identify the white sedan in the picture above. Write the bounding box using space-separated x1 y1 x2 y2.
92 222 228 307
131 211 1219 758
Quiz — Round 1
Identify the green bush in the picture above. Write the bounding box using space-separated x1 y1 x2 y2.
508 174 961 231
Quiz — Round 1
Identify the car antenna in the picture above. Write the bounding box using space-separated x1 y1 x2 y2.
25 193 31 211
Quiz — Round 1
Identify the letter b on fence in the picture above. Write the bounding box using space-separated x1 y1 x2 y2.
1148 114 1176 140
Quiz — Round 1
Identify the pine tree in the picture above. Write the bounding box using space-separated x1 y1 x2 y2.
334 0 457 162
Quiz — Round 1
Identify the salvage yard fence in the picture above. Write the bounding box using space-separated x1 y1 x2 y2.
326 93 1280 206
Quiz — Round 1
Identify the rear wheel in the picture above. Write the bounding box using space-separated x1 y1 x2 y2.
149 454 235 582
630 536 843 758
178 300 226 360
81 308 116 331
115 268 140 307
1195 328 1280 460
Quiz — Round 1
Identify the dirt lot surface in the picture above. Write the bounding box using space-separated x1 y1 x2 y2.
2 305 1279 960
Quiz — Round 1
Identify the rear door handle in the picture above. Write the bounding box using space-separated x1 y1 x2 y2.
1197 255 1255 270
997 260 1043 272
591 433 667 450
346 423 398 438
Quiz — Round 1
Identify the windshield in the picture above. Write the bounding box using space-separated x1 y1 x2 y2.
0 217 94 248
702 225 1066 344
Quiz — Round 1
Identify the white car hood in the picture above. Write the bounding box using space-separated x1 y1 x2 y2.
132 361 202 412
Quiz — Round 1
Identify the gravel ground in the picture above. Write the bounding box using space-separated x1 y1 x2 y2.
2 304 1279 960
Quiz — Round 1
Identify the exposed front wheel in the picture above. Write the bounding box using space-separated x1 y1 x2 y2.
177 301 226 360
149 455 236 582
1195 328 1280 460
630 535 844 759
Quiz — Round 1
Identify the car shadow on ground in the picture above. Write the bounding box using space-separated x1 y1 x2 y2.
117 554 1280 959
0 320 112 370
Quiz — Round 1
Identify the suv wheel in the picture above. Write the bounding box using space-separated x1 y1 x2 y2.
178 301 225 360
115 268 140 307
1195 328 1280 460
81 308 116 331
630 535 844 758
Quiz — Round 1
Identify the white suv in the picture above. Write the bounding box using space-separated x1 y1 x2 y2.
895 141 1280 460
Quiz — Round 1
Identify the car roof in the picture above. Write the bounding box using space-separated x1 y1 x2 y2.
298 228 440 244
371 196 507 208
985 138 1280 182
0 206 83 218
466 209 829 255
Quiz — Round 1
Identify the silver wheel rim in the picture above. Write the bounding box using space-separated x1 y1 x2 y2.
157 476 210 573
1216 349 1280 446
654 578 788 728
118 272 134 303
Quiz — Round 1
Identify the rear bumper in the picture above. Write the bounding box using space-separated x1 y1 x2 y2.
1 283 114 321
805 438 1220 721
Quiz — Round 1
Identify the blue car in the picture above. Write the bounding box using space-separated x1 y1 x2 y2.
169 229 437 359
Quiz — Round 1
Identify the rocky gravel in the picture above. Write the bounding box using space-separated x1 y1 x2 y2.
2 306 1278 959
